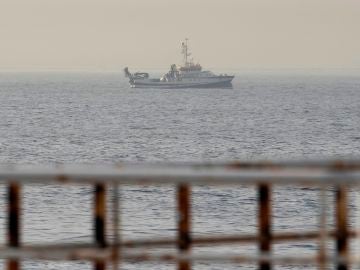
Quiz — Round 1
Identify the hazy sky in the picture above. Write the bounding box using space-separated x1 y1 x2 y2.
1 0 359 71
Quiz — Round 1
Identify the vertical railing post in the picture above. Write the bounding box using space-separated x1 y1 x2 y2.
258 184 271 270
111 185 120 270
7 183 21 270
335 186 348 270
177 184 191 270
318 186 327 270
94 183 107 270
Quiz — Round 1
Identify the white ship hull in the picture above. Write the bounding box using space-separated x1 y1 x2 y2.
131 76 234 89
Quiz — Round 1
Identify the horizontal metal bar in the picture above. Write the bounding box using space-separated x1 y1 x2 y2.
2 159 360 170
0 230 357 259
207 159 360 170
4 159 360 171
0 164 360 185
0 247 358 265
122 230 358 248
114 252 359 266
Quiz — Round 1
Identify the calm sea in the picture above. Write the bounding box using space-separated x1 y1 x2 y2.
0 71 360 269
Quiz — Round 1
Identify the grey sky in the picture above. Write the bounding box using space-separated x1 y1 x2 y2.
1 0 359 70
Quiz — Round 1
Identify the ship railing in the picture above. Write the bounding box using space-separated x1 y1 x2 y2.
1 160 360 270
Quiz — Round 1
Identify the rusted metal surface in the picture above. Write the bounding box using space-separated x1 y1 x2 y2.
0 160 360 269
258 184 271 270
177 184 191 270
7 183 20 270
94 184 106 270
335 186 348 270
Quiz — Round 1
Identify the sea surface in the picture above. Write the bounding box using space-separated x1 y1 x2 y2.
0 71 360 269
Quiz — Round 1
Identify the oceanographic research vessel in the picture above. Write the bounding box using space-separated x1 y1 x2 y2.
124 39 234 89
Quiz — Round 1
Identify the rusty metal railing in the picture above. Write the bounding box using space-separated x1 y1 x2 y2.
1 160 360 270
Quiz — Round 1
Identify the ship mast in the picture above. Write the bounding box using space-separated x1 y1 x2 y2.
182 38 191 66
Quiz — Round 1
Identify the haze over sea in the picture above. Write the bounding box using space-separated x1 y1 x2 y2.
0 71 360 269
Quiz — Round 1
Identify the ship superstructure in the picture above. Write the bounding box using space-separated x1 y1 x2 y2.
124 39 234 89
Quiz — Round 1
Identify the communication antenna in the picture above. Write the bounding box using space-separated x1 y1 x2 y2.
181 38 191 66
